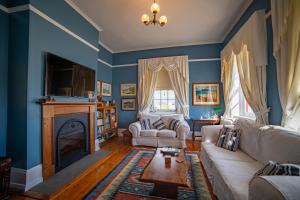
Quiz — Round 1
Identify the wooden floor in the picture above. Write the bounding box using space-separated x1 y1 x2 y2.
11 136 205 200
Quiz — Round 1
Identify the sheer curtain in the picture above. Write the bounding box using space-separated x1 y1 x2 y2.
271 0 300 130
221 10 269 124
138 56 189 118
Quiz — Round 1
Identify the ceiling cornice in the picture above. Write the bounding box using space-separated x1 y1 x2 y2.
98 41 114 53
64 0 103 32
221 0 253 42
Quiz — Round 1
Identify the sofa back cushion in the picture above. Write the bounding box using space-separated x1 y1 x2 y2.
161 114 184 128
234 119 262 160
257 126 300 164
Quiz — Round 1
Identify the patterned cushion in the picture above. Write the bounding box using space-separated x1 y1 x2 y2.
152 119 166 130
250 161 300 184
216 126 241 152
140 119 151 130
169 119 181 131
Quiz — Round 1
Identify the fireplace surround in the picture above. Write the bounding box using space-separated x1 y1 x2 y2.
42 102 95 179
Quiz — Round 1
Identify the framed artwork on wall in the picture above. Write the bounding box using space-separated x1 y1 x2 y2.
120 83 136 96
99 81 112 97
121 98 136 111
97 80 101 96
192 83 220 106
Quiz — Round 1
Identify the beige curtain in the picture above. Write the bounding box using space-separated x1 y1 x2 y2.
138 56 190 118
221 10 269 124
271 0 300 130
221 54 234 118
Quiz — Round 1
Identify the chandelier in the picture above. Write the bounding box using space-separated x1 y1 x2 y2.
141 0 167 26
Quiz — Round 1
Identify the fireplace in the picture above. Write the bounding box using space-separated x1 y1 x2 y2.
42 102 95 179
54 113 90 172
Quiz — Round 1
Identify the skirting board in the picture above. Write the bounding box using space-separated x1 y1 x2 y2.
10 164 43 192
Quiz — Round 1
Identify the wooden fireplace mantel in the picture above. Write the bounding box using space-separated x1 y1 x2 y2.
42 102 96 179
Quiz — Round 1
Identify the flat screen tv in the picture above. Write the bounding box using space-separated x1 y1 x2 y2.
45 53 95 98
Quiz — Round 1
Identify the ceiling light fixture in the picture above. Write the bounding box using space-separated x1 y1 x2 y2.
141 0 167 26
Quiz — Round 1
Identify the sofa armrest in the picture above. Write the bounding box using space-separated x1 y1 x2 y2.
177 121 190 140
129 121 141 138
201 125 226 143
249 176 300 200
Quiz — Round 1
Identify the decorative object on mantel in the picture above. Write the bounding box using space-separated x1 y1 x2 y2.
141 0 167 26
192 83 220 106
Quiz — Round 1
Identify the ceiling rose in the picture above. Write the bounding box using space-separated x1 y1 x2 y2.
141 0 167 26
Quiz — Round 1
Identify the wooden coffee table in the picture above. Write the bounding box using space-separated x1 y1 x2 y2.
140 148 190 199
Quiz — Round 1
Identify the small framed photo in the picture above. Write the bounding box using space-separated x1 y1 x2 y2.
120 83 136 96
121 98 136 111
192 83 220 106
99 81 112 97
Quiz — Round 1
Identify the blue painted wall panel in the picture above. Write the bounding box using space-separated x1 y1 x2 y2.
0 10 8 157
98 45 113 65
4 0 28 7
112 66 138 128
30 0 99 48
7 11 29 169
113 44 222 65
26 11 98 168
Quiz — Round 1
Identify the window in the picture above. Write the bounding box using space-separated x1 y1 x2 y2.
231 60 255 119
150 90 176 112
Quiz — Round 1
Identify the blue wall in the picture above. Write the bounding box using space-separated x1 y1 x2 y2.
112 44 224 128
222 0 281 125
97 45 113 101
0 9 8 157
4 0 99 169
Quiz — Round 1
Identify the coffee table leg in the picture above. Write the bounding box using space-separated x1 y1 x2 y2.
152 183 178 199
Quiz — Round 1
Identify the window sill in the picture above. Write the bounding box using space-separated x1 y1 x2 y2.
149 111 177 116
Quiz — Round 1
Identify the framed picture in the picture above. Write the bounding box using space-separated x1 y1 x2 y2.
97 81 101 96
120 83 136 96
192 83 220 106
100 81 112 97
121 98 136 111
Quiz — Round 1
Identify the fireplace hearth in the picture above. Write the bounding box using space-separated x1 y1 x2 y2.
54 113 90 172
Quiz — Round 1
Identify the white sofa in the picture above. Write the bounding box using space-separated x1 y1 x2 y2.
129 114 190 148
200 121 300 200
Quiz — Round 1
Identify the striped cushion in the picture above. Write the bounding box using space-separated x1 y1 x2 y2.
152 119 166 130
140 119 151 130
169 119 181 131
250 161 300 184
216 126 241 152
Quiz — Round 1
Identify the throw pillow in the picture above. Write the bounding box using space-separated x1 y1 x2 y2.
250 161 300 184
216 126 241 152
140 118 151 130
169 119 181 131
152 119 166 130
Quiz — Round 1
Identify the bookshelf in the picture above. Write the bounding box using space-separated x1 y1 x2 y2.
96 104 118 144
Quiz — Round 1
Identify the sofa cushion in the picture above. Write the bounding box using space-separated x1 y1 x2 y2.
169 119 181 131
140 129 158 137
152 119 166 130
140 114 161 129
157 129 176 138
160 114 184 127
140 119 151 130
257 126 300 164
216 127 241 152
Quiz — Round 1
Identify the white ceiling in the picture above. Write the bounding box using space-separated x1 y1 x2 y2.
68 0 252 53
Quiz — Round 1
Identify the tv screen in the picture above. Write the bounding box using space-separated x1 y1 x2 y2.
45 53 95 98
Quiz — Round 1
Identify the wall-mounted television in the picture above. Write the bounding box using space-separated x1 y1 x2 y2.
45 53 95 98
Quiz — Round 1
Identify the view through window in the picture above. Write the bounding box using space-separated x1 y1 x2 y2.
151 90 176 112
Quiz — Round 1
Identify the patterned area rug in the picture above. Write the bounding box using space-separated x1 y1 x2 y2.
85 149 212 200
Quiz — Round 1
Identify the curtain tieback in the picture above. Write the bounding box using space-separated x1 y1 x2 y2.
255 107 270 116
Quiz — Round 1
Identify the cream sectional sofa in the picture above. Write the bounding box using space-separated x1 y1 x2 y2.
129 114 190 148
200 121 300 200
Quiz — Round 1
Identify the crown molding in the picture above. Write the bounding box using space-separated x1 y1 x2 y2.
98 41 114 53
0 4 29 13
64 0 102 32
113 40 222 54
221 0 253 42
0 4 9 12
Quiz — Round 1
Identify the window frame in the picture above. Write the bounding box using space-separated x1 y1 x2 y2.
150 90 177 113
